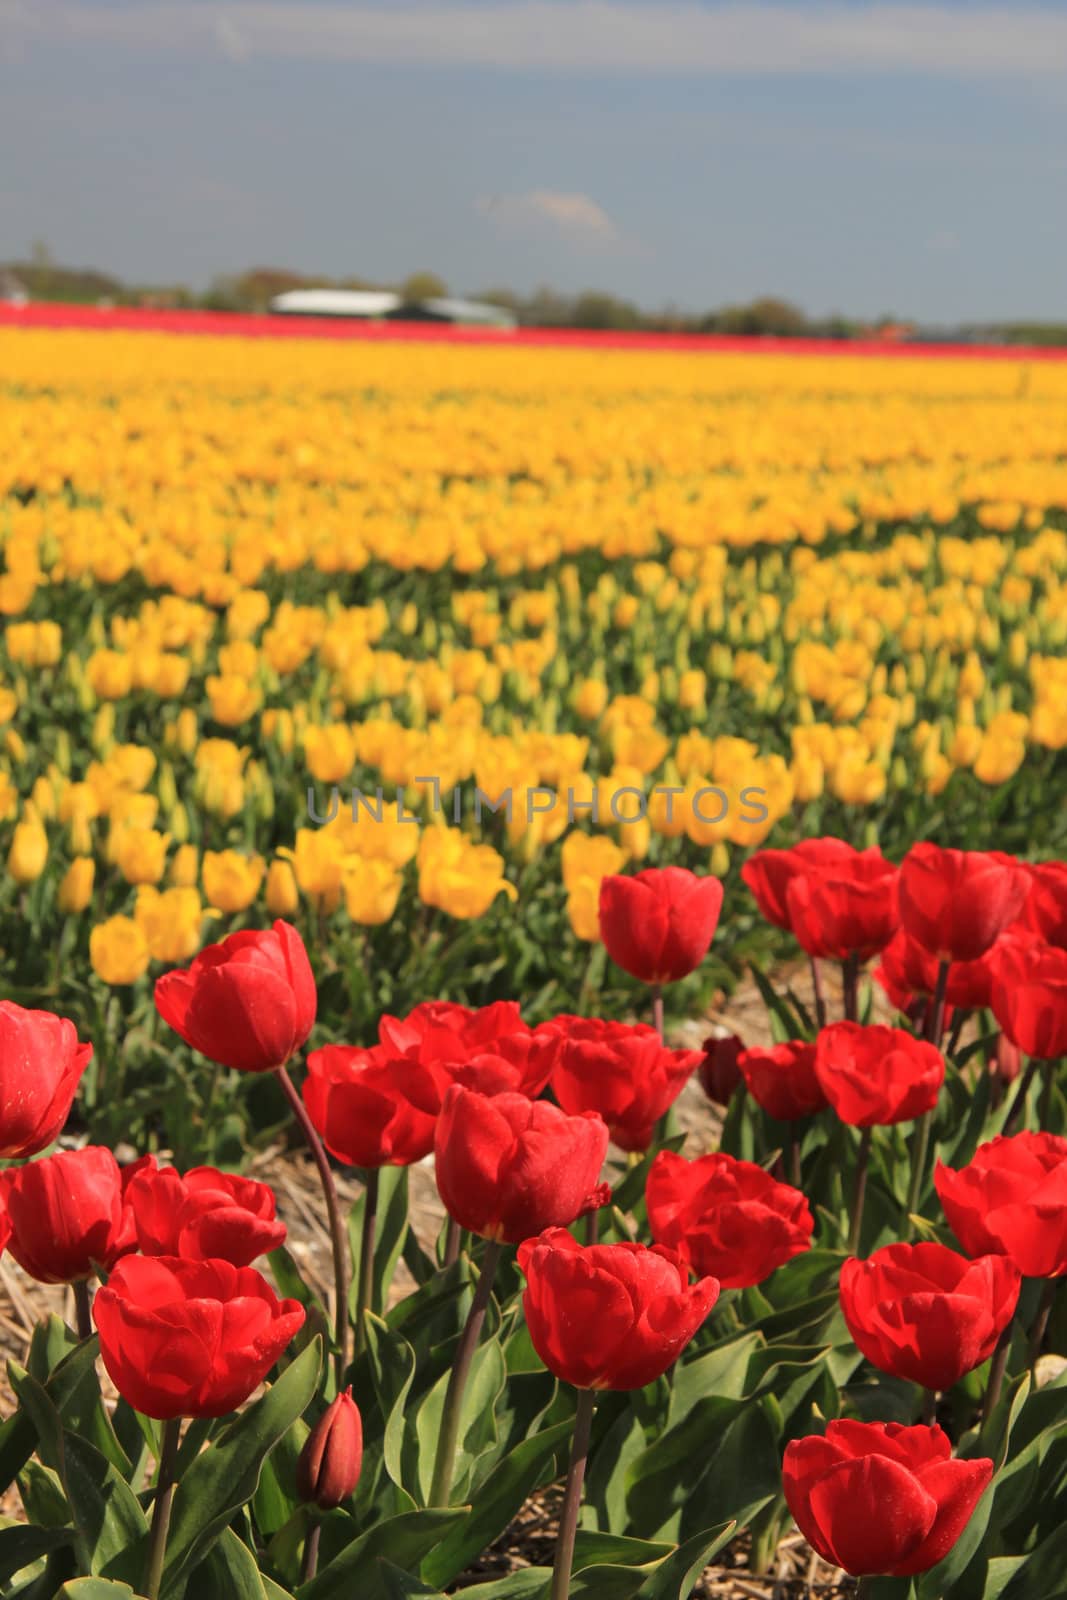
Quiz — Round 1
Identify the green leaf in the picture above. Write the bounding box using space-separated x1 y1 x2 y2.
421 1419 572 1588
378 1561 446 1599
9 1370 148 1583
637 1523 737 1599
412 1334 508 1505
297 1508 469 1600
449 1574 550 1600
349 1166 410 1325
1001 1522 1067 1600
161 1337 321 1598
56 1580 138 1598
192 1527 276 1600
0 1526 74 1587
668 1334 762 1425
0 1339 103 1493
573 1532 672 1570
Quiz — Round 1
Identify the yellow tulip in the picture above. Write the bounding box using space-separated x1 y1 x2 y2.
8 810 48 883
58 856 95 912
115 828 170 886
266 858 300 916
343 858 402 925
202 850 265 913
90 916 150 985
135 886 206 962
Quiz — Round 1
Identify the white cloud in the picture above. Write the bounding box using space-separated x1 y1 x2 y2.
10 2 1067 77
478 189 620 243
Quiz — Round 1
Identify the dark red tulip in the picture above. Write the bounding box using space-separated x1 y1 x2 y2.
0 1190 10 1258
785 850 899 961
646 1149 813 1288
815 1022 944 1126
783 1420 993 1577
698 1034 745 1107
434 1086 608 1244
896 844 1029 963
545 1016 701 1152
991 1033 1023 1086
378 999 554 1098
988 933 1067 1060
1 1147 136 1284
598 867 723 984
122 1157 286 1266
741 838 867 932
296 1387 363 1509
517 1227 718 1390
304 1042 441 1166
840 1242 1021 1392
0 1002 92 1157
155 920 316 1073
93 1255 305 1419
1024 861 1067 950
934 1133 1067 1278
737 1041 827 1122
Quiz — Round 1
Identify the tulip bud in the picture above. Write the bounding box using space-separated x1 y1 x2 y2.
296 1388 363 1510
58 857 95 912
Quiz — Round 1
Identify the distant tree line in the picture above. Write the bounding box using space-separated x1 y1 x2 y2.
3 250 1066 345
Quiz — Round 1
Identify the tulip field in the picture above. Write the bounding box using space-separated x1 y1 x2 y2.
1 321 1067 1599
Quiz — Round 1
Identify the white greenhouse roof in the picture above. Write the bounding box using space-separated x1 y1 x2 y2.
270 289 401 317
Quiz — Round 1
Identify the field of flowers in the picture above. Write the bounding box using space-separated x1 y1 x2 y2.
1 326 1067 1600
2 329 1067 1156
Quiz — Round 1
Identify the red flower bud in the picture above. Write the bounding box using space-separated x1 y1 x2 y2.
784 1420 992 1577
296 1387 363 1509
598 867 723 985
155 920 316 1073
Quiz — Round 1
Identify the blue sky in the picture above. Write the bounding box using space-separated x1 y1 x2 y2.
3 1 1067 320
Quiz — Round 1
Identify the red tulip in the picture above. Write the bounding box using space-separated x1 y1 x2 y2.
517 1227 718 1390
378 999 554 1098
896 844 1029 963
1 1147 137 1284
934 1133 1067 1278
783 1420 992 1577
1024 861 1067 950
875 930 994 1015
988 933 1067 1060
785 850 899 961
0 1190 10 1258
815 1022 944 1126
991 1033 1023 1086
434 1086 608 1244
122 1157 286 1266
297 1387 363 1509
0 1002 92 1157
155 920 316 1073
646 1149 813 1288
93 1255 305 1419
303 1043 441 1166
737 1041 827 1122
545 1016 701 1152
697 1034 745 1107
741 838 860 932
598 867 723 984
840 1242 1021 1392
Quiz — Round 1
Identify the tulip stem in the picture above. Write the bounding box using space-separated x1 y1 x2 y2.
73 1280 93 1342
301 1520 322 1585
276 1065 350 1386
848 1128 872 1255
922 1388 938 1426
842 955 860 1023
1003 1055 1044 1136
428 1240 503 1507
1028 1280 1057 1372
584 1208 599 1246
650 984 664 1042
904 1110 933 1236
354 1168 379 1361
926 959 950 1046
444 1216 462 1267
551 1387 596 1600
809 956 827 1030
787 1125 801 1189
142 1416 182 1600
982 1319 1013 1427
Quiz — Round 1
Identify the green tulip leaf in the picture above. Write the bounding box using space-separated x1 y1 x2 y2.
296 1508 469 1600
412 1332 508 1505
8 1370 148 1583
0 1525 75 1587
56 1582 138 1599
0 1339 104 1493
161 1337 321 1598
191 1526 279 1600
421 1419 572 1588
348 1166 411 1324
